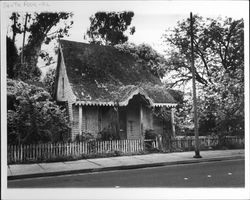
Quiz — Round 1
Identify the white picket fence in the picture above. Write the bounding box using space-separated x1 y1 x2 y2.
8 139 158 164
7 136 243 164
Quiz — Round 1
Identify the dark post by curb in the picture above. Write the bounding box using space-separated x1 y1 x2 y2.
190 12 202 158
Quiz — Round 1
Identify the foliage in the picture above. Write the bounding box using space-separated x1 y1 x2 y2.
163 16 244 136
8 12 73 81
9 12 22 41
6 37 19 78
97 127 120 141
144 129 158 140
115 42 167 78
152 107 172 122
198 71 244 136
43 67 56 96
7 79 70 144
13 62 42 82
163 15 244 87
86 11 135 45
75 132 95 142
213 135 244 150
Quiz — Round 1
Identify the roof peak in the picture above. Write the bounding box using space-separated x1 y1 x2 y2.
59 39 116 49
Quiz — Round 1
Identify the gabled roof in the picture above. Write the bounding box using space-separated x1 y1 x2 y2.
58 39 177 107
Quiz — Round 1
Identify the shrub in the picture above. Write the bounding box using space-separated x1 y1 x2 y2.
144 129 158 140
75 132 95 142
213 135 245 150
7 78 70 144
97 127 119 141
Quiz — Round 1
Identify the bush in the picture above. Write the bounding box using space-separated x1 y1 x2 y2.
43 68 56 97
144 129 158 140
213 135 245 150
75 132 95 142
97 127 119 141
7 78 70 144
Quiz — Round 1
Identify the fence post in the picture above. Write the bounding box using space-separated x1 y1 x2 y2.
29 144 31 160
12 145 15 163
137 140 139 152
18 144 21 162
123 140 126 152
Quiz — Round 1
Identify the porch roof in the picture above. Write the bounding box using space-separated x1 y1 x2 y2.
59 40 177 107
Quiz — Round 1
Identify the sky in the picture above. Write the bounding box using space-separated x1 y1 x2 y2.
48 1 247 53
4 1 248 51
2 0 249 76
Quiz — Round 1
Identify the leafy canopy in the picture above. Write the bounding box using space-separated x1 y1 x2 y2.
115 42 167 78
86 11 135 45
162 15 244 136
8 12 73 81
163 15 244 87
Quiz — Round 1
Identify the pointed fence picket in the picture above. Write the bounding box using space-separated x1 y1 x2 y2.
7 139 146 164
7 136 243 164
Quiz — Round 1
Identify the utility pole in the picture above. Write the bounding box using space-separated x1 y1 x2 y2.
190 12 202 158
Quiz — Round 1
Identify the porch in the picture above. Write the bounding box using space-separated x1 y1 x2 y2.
71 93 176 141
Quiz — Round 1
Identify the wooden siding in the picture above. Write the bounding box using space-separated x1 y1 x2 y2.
72 105 100 139
85 106 99 137
99 106 113 132
71 98 167 140
56 49 76 102
72 104 79 138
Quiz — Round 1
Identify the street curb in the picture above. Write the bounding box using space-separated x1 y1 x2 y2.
8 155 244 180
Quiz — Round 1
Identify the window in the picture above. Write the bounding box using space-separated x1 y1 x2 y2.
128 121 133 133
62 77 64 98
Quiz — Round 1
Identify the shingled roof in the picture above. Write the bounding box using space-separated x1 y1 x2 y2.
58 39 177 107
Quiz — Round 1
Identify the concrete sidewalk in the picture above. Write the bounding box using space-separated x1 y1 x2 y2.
8 149 244 180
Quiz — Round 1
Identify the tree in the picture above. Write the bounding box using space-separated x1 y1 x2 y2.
6 37 19 78
162 16 244 87
42 67 56 97
162 15 244 136
8 12 73 81
7 79 70 144
85 11 135 45
9 12 22 42
115 42 167 78
198 68 244 136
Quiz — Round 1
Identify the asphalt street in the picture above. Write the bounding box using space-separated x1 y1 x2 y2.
8 159 244 188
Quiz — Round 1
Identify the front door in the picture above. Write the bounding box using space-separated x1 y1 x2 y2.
126 104 140 140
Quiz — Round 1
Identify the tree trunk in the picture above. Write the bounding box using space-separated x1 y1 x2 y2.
12 13 17 42
21 13 29 64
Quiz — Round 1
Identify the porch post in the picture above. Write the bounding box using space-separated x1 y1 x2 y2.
79 104 82 135
171 107 176 137
140 104 143 138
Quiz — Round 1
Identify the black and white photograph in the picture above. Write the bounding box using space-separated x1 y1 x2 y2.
1 1 249 199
